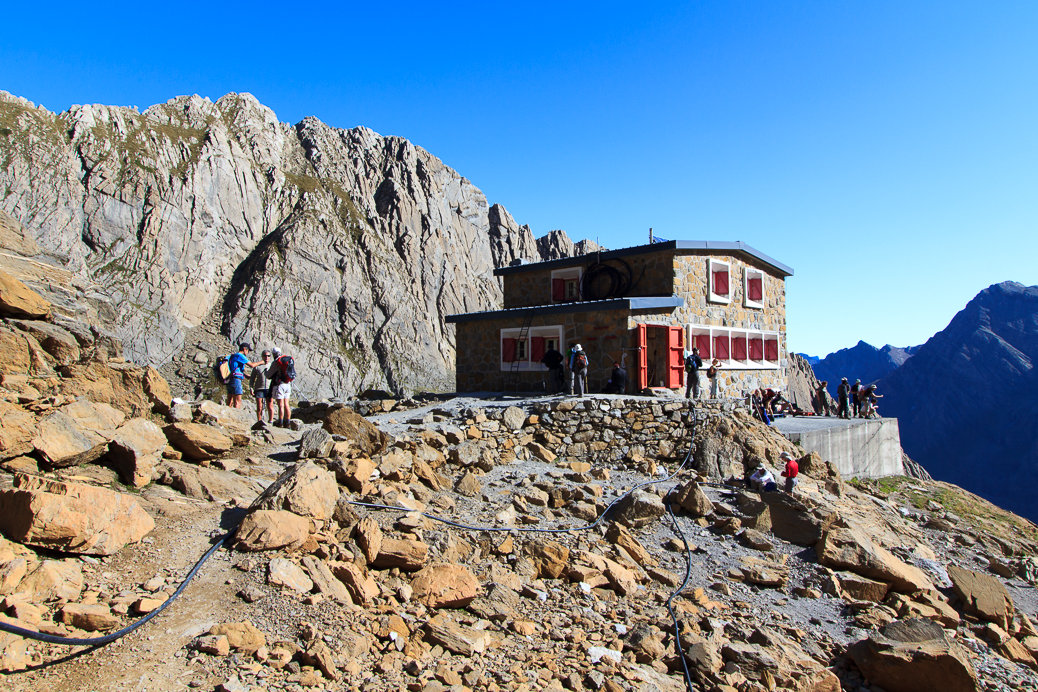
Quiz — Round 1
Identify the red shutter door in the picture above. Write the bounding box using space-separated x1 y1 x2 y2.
713 269 729 296
552 279 565 301
502 338 517 362
531 337 546 362
694 333 711 360
636 323 648 390
765 338 778 361
714 334 730 360
749 337 764 360
732 336 747 361
666 326 684 388
748 277 763 301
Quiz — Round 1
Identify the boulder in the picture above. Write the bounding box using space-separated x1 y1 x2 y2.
267 557 314 593
9 319 80 365
300 555 354 604
156 460 263 503
330 561 379 604
501 406 526 431
761 492 836 546
163 422 234 461
671 481 714 517
195 400 256 432
371 537 429 571
209 622 266 653
947 564 1015 630
0 632 30 672
57 604 120 632
235 510 311 551
849 618 978 692
526 539 571 579
0 270 50 319
253 461 338 521
837 571 890 602
0 474 154 555
297 427 333 459
15 558 83 601
613 489 665 528
0 400 36 460
322 408 388 457
424 614 493 655
32 411 109 468
106 417 166 487
410 563 480 608
58 362 170 417
817 526 935 593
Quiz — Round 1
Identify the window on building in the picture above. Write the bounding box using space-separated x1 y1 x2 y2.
708 259 731 304
550 268 582 303
501 325 564 371
744 268 764 309
687 323 780 370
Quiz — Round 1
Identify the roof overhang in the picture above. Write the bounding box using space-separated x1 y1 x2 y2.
446 296 684 324
495 240 793 278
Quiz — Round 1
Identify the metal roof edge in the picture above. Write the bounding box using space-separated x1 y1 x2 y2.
494 239 792 277
446 295 684 323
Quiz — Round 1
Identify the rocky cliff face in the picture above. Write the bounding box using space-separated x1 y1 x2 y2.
0 90 585 398
878 281 1038 521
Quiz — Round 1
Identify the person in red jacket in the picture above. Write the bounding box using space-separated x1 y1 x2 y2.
780 451 799 493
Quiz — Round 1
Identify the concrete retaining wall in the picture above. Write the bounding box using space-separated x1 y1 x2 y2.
776 417 904 479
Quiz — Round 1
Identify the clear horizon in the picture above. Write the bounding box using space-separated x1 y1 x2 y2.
3 2 1036 358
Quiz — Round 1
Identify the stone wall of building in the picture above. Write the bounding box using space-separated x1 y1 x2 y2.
671 252 786 334
502 252 676 309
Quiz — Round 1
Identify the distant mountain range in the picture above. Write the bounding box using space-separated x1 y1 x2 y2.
804 282 1038 522
800 342 921 395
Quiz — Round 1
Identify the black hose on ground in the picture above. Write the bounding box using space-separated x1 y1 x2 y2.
0 531 234 646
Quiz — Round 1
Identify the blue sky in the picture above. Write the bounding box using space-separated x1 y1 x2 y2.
3 2 1036 357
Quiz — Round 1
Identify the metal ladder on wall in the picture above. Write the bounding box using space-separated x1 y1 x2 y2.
510 312 533 394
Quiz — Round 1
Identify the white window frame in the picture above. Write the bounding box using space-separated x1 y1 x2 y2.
685 322 780 371
500 325 564 371
708 259 731 304
550 267 582 304
743 268 764 309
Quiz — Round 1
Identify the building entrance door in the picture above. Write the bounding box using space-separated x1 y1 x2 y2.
635 323 684 390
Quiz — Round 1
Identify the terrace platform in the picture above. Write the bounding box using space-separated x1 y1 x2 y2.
771 415 904 479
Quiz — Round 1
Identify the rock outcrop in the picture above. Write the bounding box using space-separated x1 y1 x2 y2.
0 90 591 398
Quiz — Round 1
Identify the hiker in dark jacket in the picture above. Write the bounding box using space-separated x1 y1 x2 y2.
837 378 851 419
684 347 703 399
604 362 627 393
850 379 862 417
540 347 565 394
570 344 589 397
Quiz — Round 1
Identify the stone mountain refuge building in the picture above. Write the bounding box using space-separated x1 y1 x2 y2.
447 240 793 395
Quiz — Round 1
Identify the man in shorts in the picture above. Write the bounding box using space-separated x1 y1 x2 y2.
250 349 274 424
226 343 261 409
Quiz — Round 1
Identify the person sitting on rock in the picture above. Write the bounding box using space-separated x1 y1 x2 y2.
748 464 776 492
780 451 799 493
751 389 772 425
862 384 883 418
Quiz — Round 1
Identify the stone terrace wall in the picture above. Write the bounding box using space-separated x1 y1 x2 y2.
442 397 739 470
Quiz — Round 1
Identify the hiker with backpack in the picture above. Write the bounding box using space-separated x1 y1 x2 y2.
837 377 851 419
250 348 275 425
268 347 297 427
570 344 589 397
684 347 703 399
224 343 263 409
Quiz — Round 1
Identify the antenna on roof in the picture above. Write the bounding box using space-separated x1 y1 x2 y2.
648 227 653 244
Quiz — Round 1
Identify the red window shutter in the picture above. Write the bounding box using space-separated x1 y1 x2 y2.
531 337 546 362
552 278 565 301
749 337 764 360
714 335 729 360
636 323 648 390
733 336 747 360
695 334 711 360
502 338 517 362
667 326 684 388
713 269 729 296
765 338 778 361
748 277 763 302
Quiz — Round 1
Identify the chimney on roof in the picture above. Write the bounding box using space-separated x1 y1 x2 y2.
648 228 653 244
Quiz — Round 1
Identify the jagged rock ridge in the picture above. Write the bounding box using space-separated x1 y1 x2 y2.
0 90 587 398
811 340 919 396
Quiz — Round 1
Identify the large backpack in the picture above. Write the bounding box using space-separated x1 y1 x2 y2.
573 352 588 369
213 356 231 384
277 355 296 382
